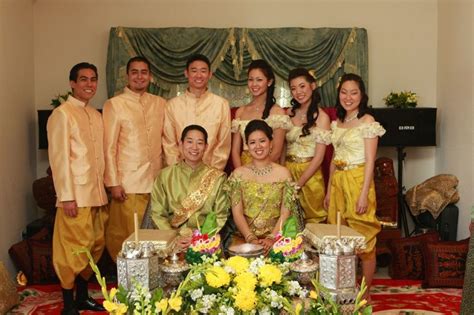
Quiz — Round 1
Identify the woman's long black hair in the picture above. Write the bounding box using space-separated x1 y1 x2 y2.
248 59 276 120
288 68 321 137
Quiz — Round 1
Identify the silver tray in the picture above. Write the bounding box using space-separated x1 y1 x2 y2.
228 243 264 257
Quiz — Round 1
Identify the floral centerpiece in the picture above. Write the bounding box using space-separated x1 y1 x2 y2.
185 212 221 264
78 248 372 315
383 90 418 108
270 216 304 263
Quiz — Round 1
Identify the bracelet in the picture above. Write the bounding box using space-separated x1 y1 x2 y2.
245 233 258 243
265 234 275 240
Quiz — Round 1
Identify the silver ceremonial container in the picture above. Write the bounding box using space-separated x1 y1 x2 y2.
303 223 366 305
117 229 177 291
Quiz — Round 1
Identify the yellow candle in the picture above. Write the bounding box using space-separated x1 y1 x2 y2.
336 211 341 239
134 212 139 243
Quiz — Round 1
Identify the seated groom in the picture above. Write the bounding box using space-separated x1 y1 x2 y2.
150 125 229 248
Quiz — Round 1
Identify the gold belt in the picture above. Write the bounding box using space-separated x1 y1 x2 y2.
286 155 312 163
334 160 365 171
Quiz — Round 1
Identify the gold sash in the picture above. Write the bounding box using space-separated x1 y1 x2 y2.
170 168 222 228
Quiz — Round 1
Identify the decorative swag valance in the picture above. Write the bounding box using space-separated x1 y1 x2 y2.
106 27 368 107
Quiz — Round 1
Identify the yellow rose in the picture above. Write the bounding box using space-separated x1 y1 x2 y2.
205 266 230 288
234 289 257 311
155 298 168 312
234 272 257 291
258 264 282 287
169 296 183 312
225 256 249 274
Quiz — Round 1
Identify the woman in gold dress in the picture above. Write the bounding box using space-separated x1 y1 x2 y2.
231 60 291 167
286 68 331 224
324 73 385 294
229 120 297 253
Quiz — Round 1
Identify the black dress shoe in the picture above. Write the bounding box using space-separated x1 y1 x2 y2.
76 297 105 311
61 307 80 315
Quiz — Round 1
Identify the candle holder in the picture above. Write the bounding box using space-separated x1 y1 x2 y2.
117 229 177 291
303 223 366 305
117 241 161 291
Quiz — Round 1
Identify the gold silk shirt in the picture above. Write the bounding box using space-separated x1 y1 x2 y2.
286 123 331 158
163 90 231 170
151 162 229 232
103 87 166 193
231 114 292 150
330 121 386 166
47 95 107 207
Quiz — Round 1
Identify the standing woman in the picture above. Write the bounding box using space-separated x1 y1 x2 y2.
228 120 297 253
231 59 291 167
286 68 331 224
324 73 385 295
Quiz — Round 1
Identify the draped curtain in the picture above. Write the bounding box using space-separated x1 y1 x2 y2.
107 27 368 107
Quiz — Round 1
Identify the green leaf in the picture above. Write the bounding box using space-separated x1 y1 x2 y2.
282 216 298 238
201 212 218 236
151 287 163 303
116 285 129 304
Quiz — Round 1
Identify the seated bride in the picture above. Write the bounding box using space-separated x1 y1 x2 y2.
148 125 229 249
228 120 298 253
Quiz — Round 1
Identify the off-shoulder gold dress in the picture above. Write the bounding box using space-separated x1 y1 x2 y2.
328 121 385 260
227 175 297 242
231 114 292 165
285 123 331 224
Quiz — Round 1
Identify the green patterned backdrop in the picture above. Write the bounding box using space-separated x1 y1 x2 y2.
106 27 368 107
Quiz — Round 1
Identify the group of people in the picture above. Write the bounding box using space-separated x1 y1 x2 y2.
47 54 385 314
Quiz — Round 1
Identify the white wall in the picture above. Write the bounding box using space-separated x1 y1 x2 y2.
437 0 473 239
0 0 36 274
33 0 438 190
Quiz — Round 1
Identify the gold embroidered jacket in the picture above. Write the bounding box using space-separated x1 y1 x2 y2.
151 161 229 231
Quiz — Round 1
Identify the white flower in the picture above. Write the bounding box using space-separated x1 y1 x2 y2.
249 257 265 274
299 287 309 299
190 288 204 301
258 306 271 315
190 273 202 282
287 280 301 295
268 290 283 309
223 265 235 274
213 260 223 267
219 305 235 315
197 294 219 314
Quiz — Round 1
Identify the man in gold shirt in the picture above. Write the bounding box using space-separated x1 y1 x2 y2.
151 125 229 248
163 54 231 171
47 62 107 314
103 56 166 262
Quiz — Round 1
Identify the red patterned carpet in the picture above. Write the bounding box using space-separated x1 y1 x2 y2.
9 280 462 314
371 279 462 314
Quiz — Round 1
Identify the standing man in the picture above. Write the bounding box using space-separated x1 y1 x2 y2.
163 54 231 170
103 56 166 262
48 62 107 314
